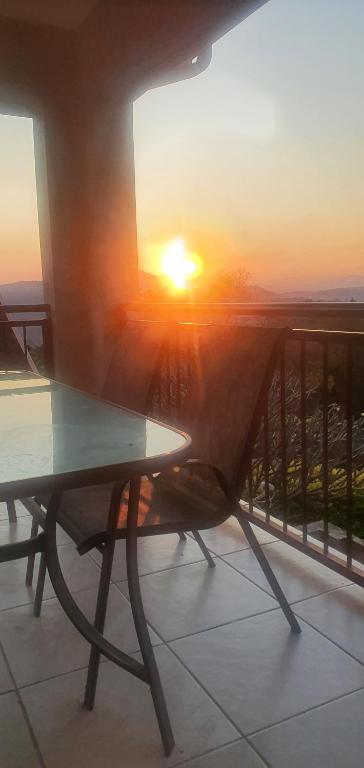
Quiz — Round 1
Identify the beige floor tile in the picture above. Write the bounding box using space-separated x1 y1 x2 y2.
0 692 41 768
0 544 101 611
251 688 364 768
171 611 364 734
117 559 276 641
0 502 29 522
193 519 277 556
223 540 350 603
180 739 267 767
91 533 207 583
0 646 13 694
0 584 161 687
0 518 70 547
21 645 238 767
294 585 364 662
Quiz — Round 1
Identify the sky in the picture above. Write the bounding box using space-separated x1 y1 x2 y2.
0 0 363 291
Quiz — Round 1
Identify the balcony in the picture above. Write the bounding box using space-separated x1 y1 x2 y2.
1 302 364 767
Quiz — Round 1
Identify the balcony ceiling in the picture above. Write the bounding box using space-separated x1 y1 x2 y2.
0 1 97 29
0 1 269 46
0 1 268 113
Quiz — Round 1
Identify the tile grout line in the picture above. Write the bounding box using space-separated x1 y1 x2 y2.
166 639 249 738
175 736 271 768
291 613 364 667
156 606 281 644
246 682 364 738
166 641 271 768
244 736 274 768
289 581 355 606
0 639 47 768
108 555 210 584
217 547 354 607
10 659 108 693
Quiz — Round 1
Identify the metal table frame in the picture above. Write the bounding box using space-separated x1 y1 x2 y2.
0 381 191 757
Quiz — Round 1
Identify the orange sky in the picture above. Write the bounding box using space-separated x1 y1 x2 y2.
0 0 363 291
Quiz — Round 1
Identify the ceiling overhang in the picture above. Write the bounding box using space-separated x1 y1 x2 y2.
0 1 269 113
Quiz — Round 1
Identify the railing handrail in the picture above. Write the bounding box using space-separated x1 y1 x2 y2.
126 301 364 317
290 328 364 342
0 304 50 314
0 318 50 328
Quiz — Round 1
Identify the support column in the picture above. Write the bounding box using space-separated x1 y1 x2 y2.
34 95 138 393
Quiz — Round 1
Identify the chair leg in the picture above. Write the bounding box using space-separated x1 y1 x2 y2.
33 552 47 617
178 531 187 542
25 519 39 586
7 500 17 523
127 478 175 757
192 530 215 568
235 509 301 634
84 541 116 710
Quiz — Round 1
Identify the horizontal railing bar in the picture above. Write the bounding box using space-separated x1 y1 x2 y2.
0 304 50 314
0 318 49 328
243 504 364 587
289 328 364 343
126 301 364 317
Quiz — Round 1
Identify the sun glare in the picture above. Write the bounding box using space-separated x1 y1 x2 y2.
160 239 201 290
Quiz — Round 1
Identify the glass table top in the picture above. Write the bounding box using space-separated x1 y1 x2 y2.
0 371 190 500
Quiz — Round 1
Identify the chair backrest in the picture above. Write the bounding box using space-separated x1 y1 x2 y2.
160 323 287 495
101 320 167 415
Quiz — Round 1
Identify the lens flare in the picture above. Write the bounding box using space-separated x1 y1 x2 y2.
160 239 201 290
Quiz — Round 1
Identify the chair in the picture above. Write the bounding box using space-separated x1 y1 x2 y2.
28 322 300 756
22 319 199 612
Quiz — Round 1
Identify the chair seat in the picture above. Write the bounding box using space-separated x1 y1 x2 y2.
38 467 232 553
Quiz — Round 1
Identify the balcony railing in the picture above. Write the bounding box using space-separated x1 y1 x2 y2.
0 303 53 375
128 302 364 586
2 300 364 585
246 327 364 587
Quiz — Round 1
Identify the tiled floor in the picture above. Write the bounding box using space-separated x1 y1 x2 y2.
1 503 364 767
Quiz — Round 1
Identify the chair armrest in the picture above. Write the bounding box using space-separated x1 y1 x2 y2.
148 458 239 506
184 459 234 502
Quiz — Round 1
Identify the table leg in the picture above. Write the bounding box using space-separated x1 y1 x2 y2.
126 477 175 757
44 492 147 678
84 482 126 710
43 487 174 756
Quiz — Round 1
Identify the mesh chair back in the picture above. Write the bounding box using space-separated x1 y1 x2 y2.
156 323 286 495
101 320 167 415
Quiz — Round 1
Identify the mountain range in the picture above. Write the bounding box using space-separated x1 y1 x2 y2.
2 276 364 315
281 286 364 302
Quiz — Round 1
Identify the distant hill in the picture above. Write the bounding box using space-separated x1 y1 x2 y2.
0 280 43 305
2 276 364 318
138 272 278 302
282 286 364 302
244 284 278 302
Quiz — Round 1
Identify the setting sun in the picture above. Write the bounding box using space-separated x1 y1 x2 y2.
160 239 202 290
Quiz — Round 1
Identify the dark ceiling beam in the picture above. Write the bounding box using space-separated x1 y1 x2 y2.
0 17 72 114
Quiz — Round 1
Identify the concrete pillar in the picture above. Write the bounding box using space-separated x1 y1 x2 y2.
34 94 138 393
